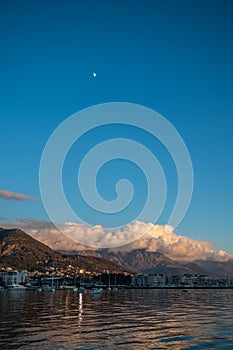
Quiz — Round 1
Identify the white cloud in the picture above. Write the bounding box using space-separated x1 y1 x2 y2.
0 190 40 201
0 218 232 262
120 221 232 262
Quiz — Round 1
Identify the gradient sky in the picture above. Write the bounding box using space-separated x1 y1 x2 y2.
0 0 233 252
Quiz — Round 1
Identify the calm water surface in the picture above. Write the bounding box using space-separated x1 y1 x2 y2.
0 289 233 349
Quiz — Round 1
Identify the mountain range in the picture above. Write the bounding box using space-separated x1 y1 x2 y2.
71 248 233 278
0 228 128 274
1 227 233 278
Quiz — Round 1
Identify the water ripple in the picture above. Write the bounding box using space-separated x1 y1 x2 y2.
0 289 233 349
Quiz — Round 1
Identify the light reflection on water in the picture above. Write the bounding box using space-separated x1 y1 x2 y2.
0 289 233 349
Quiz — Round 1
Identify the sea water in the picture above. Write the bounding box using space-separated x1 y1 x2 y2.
0 288 233 349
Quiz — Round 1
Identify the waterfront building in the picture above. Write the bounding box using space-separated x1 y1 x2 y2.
0 269 28 287
131 274 166 287
131 273 233 288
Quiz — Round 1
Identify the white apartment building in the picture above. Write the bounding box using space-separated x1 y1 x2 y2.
0 270 28 286
131 274 166 287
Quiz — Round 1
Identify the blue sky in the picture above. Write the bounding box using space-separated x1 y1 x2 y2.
0 0 233 252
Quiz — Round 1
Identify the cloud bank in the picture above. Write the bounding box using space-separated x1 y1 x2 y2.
0 218 232 262
0 190 40 201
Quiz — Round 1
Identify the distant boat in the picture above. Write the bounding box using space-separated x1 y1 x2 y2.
7 284 26 290
43 264 55 292
26 286 37 291
107 274 111 291
43 286 55 292
90 288 103 295
26 286 42 292
112 274 118 292
73 272 78 291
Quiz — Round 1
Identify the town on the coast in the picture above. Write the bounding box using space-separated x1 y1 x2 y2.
1 228 233 292
1 267 233 290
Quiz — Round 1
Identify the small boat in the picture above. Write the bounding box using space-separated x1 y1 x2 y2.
26 286 38 291
112 274 118 291
7 284 26 290
45 263 55 292
43 286 55 292
42 267 55 292
90 288 103 295
73 287 79 292
107 274 111 291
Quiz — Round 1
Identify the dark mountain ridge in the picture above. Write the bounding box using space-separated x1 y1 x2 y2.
0 228 129 274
